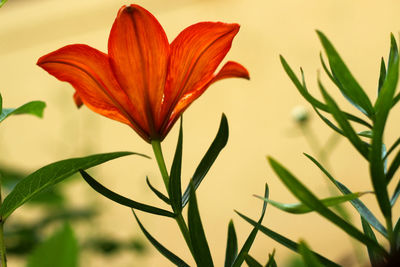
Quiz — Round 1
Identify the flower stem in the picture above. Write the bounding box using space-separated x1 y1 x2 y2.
0 175 7 267
151 140 195 258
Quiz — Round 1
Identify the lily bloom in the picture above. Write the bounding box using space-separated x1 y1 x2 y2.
37 4 249 143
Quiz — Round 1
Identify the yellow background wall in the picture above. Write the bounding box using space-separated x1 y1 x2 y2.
1 0 400 266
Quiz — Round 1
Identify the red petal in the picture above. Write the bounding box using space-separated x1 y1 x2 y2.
162 61 249 137
108 4 169 137
37 44 149 140
161 22 240 126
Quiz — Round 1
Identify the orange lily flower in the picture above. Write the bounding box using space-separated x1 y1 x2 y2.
37 4 249 143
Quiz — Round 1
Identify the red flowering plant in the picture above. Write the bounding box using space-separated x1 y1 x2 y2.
36 4 251 266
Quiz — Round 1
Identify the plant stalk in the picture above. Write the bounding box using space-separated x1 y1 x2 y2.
151 140 195 258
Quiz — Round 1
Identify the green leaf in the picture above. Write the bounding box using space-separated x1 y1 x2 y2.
280 55 372 128
268 157 387 255
384 136 400 159
170 118 183 213
390 178 400 206
298 241 324 267
378 58 387 93
313 107 344 136
232 184 269 267
224 220 238 267
370 34 399 221
182 114 229 207
0 151 136 220
131 209 189 267
358 131 373 138
319 80 369 159
256 192 368 214
317 31 374 117
27 223 78 267
80 170 174 218
188 182 214 267
387 149 400 183
304 153 387 237
0 101 46 123
145 177 170 205
235 211 340 267
361 217 384 266
244 254 263 267
265 250 277 267
394 217 400 251
0 93 2 113
0 0 8 8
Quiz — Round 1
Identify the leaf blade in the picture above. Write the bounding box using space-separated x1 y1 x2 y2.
0 101 46 123
224 220 238 267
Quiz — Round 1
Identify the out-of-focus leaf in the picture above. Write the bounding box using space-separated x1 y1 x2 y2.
0 0 8 8
0 152 137 220
378 58 387 93
182 114 229 207
80 170 174 218
27 223 78 267
298 241 324 267
244 254 263 267
0 101 46 123
188 182 214 267
266 250 278 267
280 55 372 128
0 93 2 112
370 34 399 221
131 210 189 267
268 157 387 255
145 177 170 205
170 118 183 213
232 184 269 267
235 211 340 267
319 80 369 159
256 192 368 214
224 220 238 267
361 217 383 267
317 31 374 117
304 153 387 237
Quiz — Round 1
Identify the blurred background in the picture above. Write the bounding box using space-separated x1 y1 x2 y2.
1 0 400 266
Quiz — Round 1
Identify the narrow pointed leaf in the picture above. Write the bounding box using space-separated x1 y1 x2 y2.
27 223 78 267
319 80 369 159
145 177 170 205
244 255 263 267
224 220 238 267
378 58 387 93
232 184 269 267
0 93 2 113
268 157 387 255
0 151 137 220
387 149 400 183
265 250 277 267
188 182 214 267
80 170 174 218
131 210 190 267
317 31 374 117
235 211 341 267
385 136 400 159
370 35 399 220
299 241 325 267
304 153 387 237
0 101 46 123
361 217 384 266
390 178 400 206
280 55 372 128
358 131 373 138
256 192 367 214
182 114 229 207
313 107 344 136
394 217 400 251
170 118 183 213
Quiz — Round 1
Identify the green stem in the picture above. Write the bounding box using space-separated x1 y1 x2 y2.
151 140 195 258
0 175 7 267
